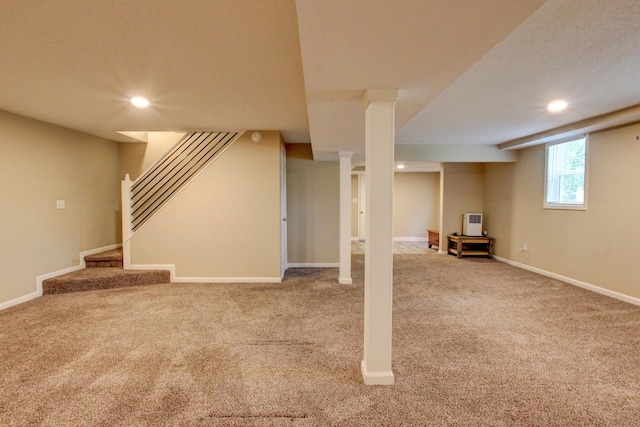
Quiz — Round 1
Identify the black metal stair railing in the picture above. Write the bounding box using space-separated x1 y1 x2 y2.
130 131 240 231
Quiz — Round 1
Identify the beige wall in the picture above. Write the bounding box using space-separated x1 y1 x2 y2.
129 132 282 278
394 172 439 238
119 132 187 181
441 163 484 248
0 110 120 305
484 123 640 299
286 144 339 264
350 171 440 241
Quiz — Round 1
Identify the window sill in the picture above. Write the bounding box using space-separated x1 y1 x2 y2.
543 203 587 211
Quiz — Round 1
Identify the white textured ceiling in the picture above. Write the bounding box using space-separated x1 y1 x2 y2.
397 0 640 146
1 0 639 157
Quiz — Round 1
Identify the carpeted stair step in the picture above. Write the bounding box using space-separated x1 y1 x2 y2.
43 267 170 295
84 248 123 268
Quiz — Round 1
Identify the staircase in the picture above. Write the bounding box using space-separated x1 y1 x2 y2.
42 248 170 295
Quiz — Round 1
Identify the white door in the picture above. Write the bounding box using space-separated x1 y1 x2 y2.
280 145 288 277
358 173 366 241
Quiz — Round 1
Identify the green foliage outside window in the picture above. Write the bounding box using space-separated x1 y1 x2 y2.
545 137 586 208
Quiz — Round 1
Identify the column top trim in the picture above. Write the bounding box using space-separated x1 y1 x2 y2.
363 89 398 105
338 151 354 158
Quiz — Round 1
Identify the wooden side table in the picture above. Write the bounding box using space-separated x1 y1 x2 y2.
427 229 439 248
447 235 493 258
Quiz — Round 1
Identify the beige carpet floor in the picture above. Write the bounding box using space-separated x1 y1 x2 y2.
1 254 639 426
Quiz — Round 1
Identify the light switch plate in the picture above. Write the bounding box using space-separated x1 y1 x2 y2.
56 200 65 209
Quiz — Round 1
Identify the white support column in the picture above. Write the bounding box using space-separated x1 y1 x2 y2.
361 89 397 385
437 163 447 255
339 151 354 285
121 174 133 269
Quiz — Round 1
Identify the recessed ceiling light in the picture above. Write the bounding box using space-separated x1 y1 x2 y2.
397 164 405 169
547 100 567 112
130 96 150 108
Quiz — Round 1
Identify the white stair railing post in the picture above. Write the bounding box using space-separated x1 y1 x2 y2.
121 174 133 269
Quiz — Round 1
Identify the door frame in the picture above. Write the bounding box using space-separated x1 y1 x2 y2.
353 171 366 241
280 144 287 277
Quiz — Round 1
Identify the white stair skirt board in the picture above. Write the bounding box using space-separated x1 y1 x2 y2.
36 243 123 295
78 244 123 264
130 264 282 283
0 243 124 311
361 360 395 385
287 263 339 268
493 256 640 307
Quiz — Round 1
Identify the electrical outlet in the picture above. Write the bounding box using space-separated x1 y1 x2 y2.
523 243 528 251
56 200 65 209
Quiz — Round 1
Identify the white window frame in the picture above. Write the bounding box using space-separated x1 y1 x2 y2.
543 135 588 211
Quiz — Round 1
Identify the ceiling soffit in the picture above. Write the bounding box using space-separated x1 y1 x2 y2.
296 0 546 156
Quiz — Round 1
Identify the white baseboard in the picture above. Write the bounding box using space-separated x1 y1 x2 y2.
287 263 340 268
355 237 430 242
130 263 282 284
338 277 353 285
173 277 283 284
361 360 395 385
0 291 41 311
493 256 640 307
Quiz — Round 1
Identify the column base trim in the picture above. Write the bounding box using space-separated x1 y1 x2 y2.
361 360 395 385
338 277 353 285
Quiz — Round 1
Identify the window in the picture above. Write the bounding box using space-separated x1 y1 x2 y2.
544 136 588 210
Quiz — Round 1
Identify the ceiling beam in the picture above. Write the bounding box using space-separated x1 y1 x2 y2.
499 104 640 150
395 144 517 163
